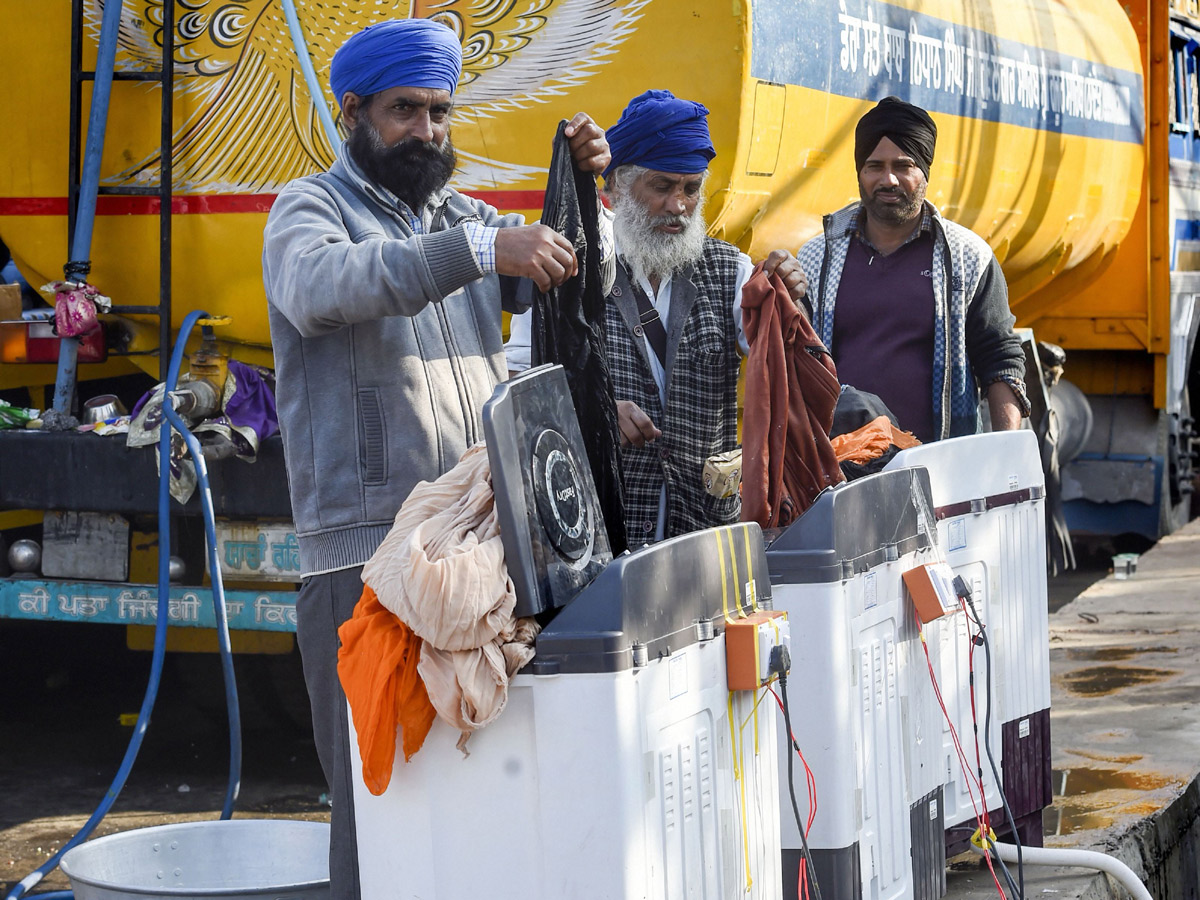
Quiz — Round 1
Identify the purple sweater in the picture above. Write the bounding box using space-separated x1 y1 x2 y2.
831 231 937 441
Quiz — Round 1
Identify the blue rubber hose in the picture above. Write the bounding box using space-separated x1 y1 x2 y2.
162 381 242 818
6 310 242 899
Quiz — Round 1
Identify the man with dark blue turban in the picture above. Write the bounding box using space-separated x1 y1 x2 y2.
798 95 1029 442
262 19 611 900
508 89 807 541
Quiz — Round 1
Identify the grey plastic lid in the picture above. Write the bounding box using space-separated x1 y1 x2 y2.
482 365 612 618
764 467 935 584
535 521 770 673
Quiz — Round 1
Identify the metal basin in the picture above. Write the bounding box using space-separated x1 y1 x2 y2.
59 820 330 900
82 393 127 424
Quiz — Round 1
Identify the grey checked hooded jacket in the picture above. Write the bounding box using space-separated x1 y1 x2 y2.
263 146 524 577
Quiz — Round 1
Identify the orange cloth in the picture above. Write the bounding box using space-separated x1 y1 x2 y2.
741 264 845 529
337 585 437 796
830 415 921 464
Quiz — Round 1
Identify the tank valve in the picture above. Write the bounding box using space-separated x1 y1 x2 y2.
168 378 221 420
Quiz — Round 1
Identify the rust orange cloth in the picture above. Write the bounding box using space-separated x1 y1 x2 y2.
741 263 845 529
337 585 436 796
831 415 921 464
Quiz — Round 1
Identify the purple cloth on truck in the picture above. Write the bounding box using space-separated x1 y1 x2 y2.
226 360 278 440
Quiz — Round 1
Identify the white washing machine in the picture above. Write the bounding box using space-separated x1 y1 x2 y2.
885 430 1051 856
350 366 783 899
765 467 945 900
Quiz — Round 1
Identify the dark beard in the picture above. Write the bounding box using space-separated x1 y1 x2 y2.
348 124 457 212
859 182 925 226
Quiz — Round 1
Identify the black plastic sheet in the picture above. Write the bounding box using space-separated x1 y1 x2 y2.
531 121 627 555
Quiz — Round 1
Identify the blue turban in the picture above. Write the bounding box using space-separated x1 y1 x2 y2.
330 19 463 103
602 90 715 179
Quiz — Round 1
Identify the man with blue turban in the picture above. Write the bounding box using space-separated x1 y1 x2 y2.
261 19 610 900
508 89 807 541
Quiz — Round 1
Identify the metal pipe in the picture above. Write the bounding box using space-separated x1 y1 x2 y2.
52 0 124 414
158 0 175 383
281 0 341 149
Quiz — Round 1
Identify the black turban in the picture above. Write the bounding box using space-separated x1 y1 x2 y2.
854 96 937 179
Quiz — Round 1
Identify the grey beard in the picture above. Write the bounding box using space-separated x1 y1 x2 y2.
612 193 707 284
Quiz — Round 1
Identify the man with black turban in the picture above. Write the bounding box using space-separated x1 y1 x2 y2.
507 90 807 542
797 96 1029 441
262 19 611 899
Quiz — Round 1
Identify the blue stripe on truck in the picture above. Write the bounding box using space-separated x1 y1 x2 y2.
752 0 1145 145
0 579 298 631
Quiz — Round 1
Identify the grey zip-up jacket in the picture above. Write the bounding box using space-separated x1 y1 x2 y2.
263 146 523 577
798 200 1028 440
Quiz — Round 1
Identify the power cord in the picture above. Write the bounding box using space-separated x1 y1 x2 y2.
953 574 1025 900
770 645 823 900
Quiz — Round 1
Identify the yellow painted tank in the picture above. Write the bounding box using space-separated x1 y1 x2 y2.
0 0 1143 386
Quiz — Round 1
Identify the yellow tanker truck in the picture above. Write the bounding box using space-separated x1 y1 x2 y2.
0 0 1194 632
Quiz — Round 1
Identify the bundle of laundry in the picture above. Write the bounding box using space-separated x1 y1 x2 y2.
338 443 540 795
740 263 844 529
829 386 921 480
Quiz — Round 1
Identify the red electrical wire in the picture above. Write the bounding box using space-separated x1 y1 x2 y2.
769 685 817 900
912 606 1008 898
962 596 989 827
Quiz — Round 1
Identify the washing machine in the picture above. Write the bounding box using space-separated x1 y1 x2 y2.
765 467 946 900
885 431 1052 856
351 365 784 899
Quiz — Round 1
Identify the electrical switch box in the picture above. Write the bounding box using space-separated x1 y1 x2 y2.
725 609 789 691
902 562 959 623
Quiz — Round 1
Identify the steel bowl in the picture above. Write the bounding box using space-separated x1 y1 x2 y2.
59 819 330 900
83 394 127 424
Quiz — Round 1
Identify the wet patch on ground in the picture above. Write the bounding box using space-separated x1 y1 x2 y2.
1059 665 1177 696
1045 766 1182 836
1064 646 1179 662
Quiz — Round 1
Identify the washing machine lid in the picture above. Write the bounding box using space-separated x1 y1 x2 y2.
483 365 612 618
534 522 768 673
884 431 1043 511
764 467 936 583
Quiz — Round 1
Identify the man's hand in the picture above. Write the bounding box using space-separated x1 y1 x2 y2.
617 400 662 448
987 380 1024 432
760 249 808 305
565 112 611 176
494 224 579 293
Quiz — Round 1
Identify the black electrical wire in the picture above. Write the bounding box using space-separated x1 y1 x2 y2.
974 614 1025 900
955 576 1025 900
774 651 823 900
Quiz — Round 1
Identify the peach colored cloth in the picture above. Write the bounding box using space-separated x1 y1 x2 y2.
830 415 921 464
741 264 844 529
337 585 436 795
361 443 539 754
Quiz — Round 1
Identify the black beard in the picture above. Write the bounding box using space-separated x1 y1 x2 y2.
859 183 925 226
348 125 457 211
